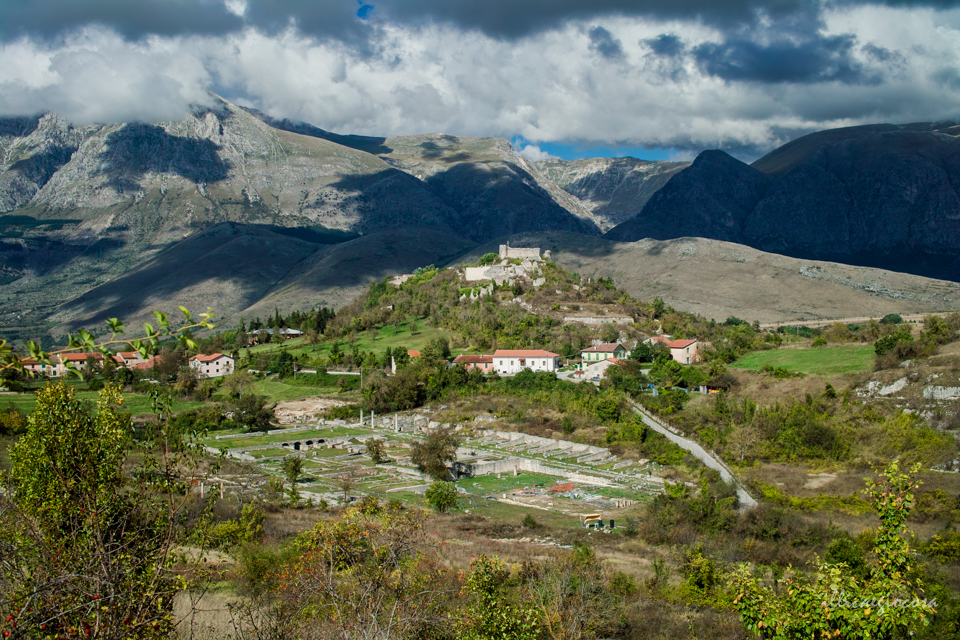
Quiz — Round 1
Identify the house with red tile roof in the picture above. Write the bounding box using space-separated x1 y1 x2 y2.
580 342 629 362
668 339 698 364
114 351 147 367
20 358 56 377
189 353 235 378
645 336 699 364
453 354 494 372
492 349 560 375
55 353 106 376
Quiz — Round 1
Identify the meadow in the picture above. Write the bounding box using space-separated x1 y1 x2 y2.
0 390 205 416
730 344 874 376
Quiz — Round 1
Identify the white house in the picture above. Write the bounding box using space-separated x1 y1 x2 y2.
492 349 560 375
584 357 624 380
647 336 700 364
189 353 235 378
668 339 698 364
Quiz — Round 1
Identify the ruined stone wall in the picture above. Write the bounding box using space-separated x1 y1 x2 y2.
499 244 541 260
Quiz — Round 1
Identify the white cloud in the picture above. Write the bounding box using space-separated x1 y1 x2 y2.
0 29 212 123
224 0 247 18
516 144 558 161
1 9 958 157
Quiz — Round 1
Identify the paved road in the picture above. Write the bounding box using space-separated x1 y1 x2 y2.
630 402 758 509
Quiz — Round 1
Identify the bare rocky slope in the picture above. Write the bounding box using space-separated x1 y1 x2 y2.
534 157 689 229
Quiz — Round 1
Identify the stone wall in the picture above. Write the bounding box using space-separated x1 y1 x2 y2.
454 456 570 478
499 245 541 260
563 316 634 325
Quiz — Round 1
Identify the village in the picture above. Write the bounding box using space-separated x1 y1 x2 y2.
6 245 712 528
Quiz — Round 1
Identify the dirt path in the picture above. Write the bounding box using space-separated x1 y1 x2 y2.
274 397 345 425
630 402 758 509
759 313 928 330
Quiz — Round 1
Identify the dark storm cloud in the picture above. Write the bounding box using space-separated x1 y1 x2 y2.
643 34 685 57
0 0 243 41
588 26 624 59
373 0 808 39
4 0 960 43
692 34 874 84
242 0 374 42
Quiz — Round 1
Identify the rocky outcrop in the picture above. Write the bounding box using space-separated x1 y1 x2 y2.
536 156 689 230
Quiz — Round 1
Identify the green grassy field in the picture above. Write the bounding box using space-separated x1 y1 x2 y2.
246 318 451 359
206 427 366 449
457 472 565 496
731 344 874 376
218 380 357 405
0 391 205 416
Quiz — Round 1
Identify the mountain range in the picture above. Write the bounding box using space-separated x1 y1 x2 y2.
607 122 960 279
2 97 960 342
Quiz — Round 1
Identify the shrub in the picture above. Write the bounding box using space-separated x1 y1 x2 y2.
425 481 460 512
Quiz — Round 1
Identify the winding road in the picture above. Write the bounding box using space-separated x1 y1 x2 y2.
630 402 758 509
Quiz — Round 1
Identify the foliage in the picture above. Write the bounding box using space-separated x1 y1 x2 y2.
203 503 266 550
281 456 305 505
233 393 275 432
0 405 25 435
461 555 540 640
732 462 935 639
874 327 915 355
0 382 215 639
252 505 456 640
425 481 460 512
366 438 388 464
410 425 462 480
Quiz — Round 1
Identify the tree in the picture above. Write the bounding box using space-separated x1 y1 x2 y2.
410 425 462 481
732 461 935 639
526 545 618 640
0 382 215 639
335 470 357 504
281 456 305 505
366 438 388 464
462 555 539 640
425 481 460 512
222 369 255 399
247 506 455 639
233 393 274 432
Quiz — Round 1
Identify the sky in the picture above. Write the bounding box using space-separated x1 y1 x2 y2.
2 1 960 162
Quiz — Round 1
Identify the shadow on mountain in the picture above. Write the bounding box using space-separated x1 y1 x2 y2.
9 145 77 189
57 224 477 328
424 162 601 241
58 223 319 327
0 115 40 138
266 225 360 245
324 169 462 237
419 140 444 159
241 108 393 156
97 124 231 192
